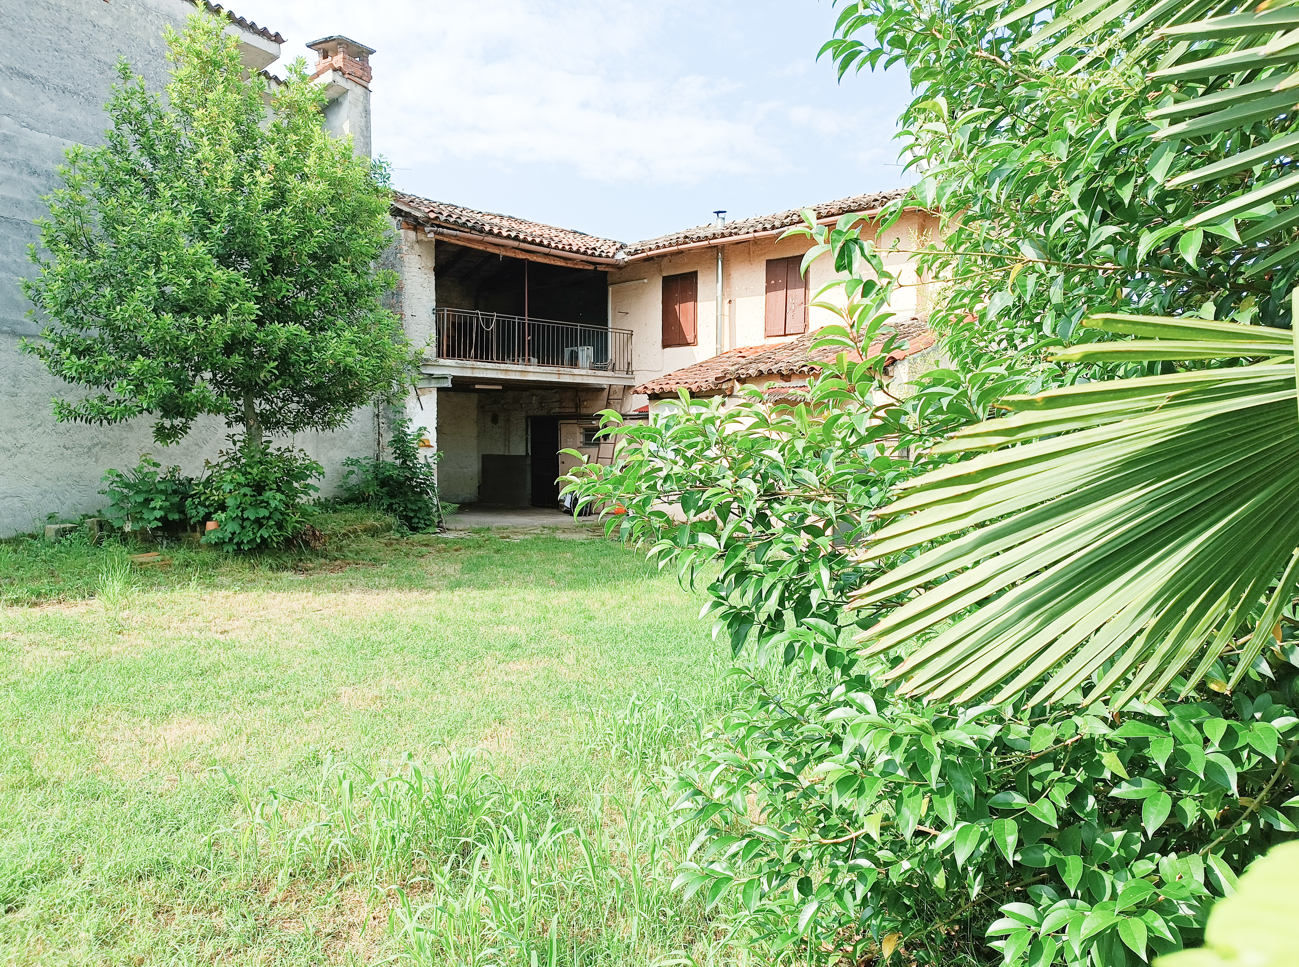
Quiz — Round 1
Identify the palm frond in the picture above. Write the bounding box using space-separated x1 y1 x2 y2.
994 0 1299 260
854 311 1299 706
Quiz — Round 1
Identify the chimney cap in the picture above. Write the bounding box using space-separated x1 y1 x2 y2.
306 35 376 58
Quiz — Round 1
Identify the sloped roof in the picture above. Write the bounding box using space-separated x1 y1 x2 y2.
393 189 913 264
623 190 907 257
633 316 933 398
394 192 624 260
190 2 284 43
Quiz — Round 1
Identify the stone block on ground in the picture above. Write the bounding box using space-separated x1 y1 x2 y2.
44 523 78 543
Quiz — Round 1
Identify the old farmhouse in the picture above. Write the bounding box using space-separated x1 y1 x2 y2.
0 2 936 534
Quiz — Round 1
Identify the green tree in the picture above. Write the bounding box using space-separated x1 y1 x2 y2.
21 14 410 457
565 225 1298 965
819 0 1299 704
564 0 1299 955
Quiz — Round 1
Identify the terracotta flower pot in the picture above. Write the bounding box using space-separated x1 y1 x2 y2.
205 520 219 533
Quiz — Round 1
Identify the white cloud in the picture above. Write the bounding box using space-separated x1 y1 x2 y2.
259 0 864 185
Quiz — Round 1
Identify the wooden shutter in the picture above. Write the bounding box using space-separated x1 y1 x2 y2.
662 272 697 347
765 256 807 336
662 275 684 347
765 259 786 337
679 272 697 344
784 256 807 335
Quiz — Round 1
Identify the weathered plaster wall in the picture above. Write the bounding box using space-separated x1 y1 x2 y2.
0 0 381 536
435 391 479 504
399 229 439 355
609 210 937 410
318 74 371 159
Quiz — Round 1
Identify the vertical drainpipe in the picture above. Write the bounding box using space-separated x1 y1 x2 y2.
713 211 726 356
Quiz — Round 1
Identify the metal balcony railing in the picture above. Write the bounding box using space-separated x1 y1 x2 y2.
432 308 633 375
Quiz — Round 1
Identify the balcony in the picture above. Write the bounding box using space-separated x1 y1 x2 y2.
428 308 634 385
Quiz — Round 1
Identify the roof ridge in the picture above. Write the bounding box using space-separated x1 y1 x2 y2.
394 192 619 243
392 187 912 262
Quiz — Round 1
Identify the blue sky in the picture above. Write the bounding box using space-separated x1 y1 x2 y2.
254 0 914 243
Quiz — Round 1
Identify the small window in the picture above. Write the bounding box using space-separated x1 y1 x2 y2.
765 256 808 337
662 271 698 348
581 426 602 447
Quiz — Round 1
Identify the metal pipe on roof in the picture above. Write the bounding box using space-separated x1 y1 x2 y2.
713 210 726 356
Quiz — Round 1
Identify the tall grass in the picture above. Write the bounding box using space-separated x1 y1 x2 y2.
214 689 766 967
94 550 135 614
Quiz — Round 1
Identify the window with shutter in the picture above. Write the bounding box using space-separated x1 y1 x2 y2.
764 256 807 337
662 272 698 348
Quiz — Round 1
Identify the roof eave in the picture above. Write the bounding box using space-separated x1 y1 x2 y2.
622 204 925 261
392 200 624 267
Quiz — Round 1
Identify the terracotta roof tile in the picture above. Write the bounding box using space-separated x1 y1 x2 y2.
633 317 933 398
190 2 285 44
393 189 912 263
394 192 624 260
622 190 908 257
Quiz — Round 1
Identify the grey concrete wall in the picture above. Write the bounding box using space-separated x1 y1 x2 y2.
0 0 380 535
436 392 480 504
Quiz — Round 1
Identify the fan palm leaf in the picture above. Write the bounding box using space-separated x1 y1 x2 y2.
853 311 1299 706
991 0 1299 263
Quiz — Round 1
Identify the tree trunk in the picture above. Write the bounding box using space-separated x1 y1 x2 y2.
243 392 263 458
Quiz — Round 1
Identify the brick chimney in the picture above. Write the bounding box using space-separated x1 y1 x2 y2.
307 36 375 158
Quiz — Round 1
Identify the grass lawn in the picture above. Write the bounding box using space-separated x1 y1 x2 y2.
0 517 755 966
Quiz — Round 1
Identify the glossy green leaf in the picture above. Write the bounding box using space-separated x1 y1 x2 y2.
1142 792 1173 836
992 817 1019 862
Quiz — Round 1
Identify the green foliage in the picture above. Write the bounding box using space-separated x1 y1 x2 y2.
341 417 442 532
563 225 1297 965
673 653 1297 966
191 440 321 552
1157 840 1299 967
812 0 1299 707
820 0 1299 396
100 455 198 533
20 13 411 448
855 312 1299 707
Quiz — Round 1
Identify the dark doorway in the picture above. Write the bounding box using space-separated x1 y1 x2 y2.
529 416 560 508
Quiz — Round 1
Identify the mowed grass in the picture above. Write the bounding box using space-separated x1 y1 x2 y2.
0 520 754 966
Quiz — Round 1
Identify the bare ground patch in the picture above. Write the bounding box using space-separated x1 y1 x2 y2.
96 715 220 778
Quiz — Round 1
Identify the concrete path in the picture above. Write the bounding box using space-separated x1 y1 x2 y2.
442 506 596 530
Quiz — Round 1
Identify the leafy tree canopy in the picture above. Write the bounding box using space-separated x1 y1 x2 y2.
22 14 411 450
807 0 1299 704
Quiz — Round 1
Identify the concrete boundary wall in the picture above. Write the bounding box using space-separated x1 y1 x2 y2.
0 0 382 536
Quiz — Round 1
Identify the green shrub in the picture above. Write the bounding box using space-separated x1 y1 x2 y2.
564 222 1297 966
190 441 321 552
100 455 198 533
671 653 1297 966
341 417 442 532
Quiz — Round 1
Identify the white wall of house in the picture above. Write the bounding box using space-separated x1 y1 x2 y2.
436 391 480 504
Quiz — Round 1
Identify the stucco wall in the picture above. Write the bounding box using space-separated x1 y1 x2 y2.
0 0 382 536
609 210 937 408
436 391 480 504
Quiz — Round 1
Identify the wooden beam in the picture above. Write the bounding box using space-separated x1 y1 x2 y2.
423 226 618 270
436 241 478 278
